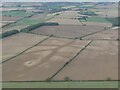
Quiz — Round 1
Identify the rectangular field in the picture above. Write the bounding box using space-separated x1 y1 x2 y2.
53 41 118 80
2 33 48 62
46 18 82 25
83 29 118 40
31 25 106 38
3 38 90 81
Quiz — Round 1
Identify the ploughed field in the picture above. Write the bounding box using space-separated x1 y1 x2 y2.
2 3 118 82
83 29 118 40
3 38 90 81
53 40 118 80
2 33 48 62
31 25 106 38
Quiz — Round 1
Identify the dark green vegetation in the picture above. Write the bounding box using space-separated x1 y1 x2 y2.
78 11 97 16
106 17 120 26
76 4 95 8
0 30 19 38
2 10 33 17
13 18 43 26
2 81 118 88
20 22 59 32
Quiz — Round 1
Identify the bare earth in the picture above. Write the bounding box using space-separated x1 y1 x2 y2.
83 29 118 40
31 25 105 38
2 33 48 62
53 41 118 80
3 38 90 81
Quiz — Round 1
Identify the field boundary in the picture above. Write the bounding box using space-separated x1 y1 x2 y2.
80 27 112 39
1 36 51 64
48 40 93 81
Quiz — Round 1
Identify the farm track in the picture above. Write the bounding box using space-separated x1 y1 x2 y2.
48 40 93 80
1 35 51 64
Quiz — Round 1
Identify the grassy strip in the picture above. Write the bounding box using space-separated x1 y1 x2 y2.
2 81 118 88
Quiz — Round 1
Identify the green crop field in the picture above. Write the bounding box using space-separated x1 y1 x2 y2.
2 11 33 17
76 5 95 8
14 18 43 26
2 81 118 88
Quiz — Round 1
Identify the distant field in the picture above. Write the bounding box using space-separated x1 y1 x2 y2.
2 18 43 32
83 29 118 40
76 4 95 8
80 17 110 23
2 81 118 88
2 11 33 17
14 18 43 26
2 16 21 22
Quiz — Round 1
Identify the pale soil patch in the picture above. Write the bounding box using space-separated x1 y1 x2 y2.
2 37 90 81
55 11 80 19
53 41 118 80
2 33 48 61
83 29 118 40
46 18 81 25
46 11 81 25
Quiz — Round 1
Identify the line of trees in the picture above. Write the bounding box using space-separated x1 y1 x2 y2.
20 22 59 32
1 22 59 39
0 30 19 38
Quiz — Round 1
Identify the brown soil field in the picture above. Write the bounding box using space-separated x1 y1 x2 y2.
83 22 112 27
31 25 105 38
83 29 118 40
53 41 118 80
2 16 21 22
2 33 48 62
2 38 90 81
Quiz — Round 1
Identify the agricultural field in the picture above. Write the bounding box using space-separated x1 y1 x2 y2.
3 38 90 81
53 41 118 81
2 16 21 22
2 32 48 62
83 29 118 40
2 10 33 17
46 11 82 25
31 25 106 38
2 2 119 88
